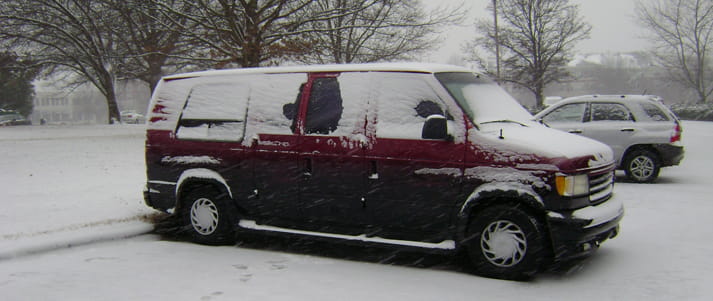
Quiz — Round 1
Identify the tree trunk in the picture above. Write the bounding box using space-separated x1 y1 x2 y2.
241 1 262 67
106 89 121 124
534 78 545 110
145 56 166 93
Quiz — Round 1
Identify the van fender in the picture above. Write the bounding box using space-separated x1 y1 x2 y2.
175 168 233 205
455 182 545 242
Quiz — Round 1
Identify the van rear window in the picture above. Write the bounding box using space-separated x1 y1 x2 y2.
176 83 249 142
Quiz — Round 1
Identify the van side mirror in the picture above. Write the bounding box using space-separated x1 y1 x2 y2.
422 115 449 140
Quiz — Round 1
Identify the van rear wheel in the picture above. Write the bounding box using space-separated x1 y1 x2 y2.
465 205 545 280
181 186 236 245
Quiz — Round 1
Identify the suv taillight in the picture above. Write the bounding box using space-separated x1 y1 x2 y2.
671 121 682 143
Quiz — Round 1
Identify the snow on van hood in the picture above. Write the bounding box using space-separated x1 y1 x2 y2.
476 122 614 169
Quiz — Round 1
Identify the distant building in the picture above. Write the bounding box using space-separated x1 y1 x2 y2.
31 86 106 124
30 79 151 124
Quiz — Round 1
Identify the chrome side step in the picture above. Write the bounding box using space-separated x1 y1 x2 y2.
237 220 456 250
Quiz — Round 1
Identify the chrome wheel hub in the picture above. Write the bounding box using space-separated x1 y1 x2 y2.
481 220 527 267
190 198 219 235
630 156 655 180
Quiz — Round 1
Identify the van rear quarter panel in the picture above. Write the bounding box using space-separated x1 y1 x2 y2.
145 130 253 208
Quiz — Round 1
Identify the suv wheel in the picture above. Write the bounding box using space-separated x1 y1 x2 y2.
465 205 545 280
624 149 660 183
181 186 237 245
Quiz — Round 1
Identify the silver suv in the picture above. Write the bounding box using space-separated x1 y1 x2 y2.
535 95 684 183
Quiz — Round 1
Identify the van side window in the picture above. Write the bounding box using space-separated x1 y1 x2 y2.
246 73 307 137
375 75 449 139
304 77 344 135
591 103 632 121
176 83 249 142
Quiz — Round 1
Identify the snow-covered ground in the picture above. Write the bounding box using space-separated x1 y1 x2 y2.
0 125 155 259
1 122 712 300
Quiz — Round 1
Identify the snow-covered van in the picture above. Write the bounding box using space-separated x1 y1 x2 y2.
143 63 623 279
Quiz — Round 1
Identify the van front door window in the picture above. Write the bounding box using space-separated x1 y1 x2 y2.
375 76 449 140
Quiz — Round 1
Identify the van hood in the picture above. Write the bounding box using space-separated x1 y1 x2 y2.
475 122 614 171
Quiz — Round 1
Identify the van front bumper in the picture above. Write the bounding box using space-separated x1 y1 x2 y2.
546 196 624 261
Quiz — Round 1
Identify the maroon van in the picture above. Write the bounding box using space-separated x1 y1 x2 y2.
143 63 623 279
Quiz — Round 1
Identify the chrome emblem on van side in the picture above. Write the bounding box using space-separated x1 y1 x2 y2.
257 140 291 147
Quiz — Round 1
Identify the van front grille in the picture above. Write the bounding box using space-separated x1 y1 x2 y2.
589 172 614 205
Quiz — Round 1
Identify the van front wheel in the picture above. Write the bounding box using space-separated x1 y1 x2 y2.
181 187 236 245
465 205 545 280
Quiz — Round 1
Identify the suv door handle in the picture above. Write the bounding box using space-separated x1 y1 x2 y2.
568 129 583 134
620 128 635 132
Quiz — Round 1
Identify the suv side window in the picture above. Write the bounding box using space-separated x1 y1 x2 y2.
375 74 450 139
639 102 670 121
176 83 249 142
591 103 632 121
542 103 587 124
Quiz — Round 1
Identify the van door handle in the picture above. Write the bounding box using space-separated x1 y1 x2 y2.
620 128 635 132
568 129 583 134
368 160 379 180
302 158 312 178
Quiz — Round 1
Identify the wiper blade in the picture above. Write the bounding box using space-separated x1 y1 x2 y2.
479 120 527 127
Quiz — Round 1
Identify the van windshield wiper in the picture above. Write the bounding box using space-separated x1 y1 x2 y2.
479 120 528 127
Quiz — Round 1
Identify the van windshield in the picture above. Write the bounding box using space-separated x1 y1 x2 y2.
435 72 534 126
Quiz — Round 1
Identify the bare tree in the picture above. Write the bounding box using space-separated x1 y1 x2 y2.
106 0 198 92
637 0 713 104
155 0 460 67
296 0 462 64
469 0 590 109
155 0 317 68
0 0 122 123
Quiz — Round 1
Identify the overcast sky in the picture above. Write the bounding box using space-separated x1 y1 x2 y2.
426 0 648 62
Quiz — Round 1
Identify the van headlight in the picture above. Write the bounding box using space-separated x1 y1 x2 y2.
556 174 589 196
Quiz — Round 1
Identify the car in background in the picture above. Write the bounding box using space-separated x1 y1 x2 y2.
0 110 32 126
120 111 145 124
544 96 563 107
535 95 684 183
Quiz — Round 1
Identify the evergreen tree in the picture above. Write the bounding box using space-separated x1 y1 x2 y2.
0 52 36 117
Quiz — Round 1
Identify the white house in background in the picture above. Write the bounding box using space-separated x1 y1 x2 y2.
32 87 106 124
30 79 151 125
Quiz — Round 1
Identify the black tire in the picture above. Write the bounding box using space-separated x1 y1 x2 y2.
465 205 546 280
623 149 660 183
181 186 237 245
